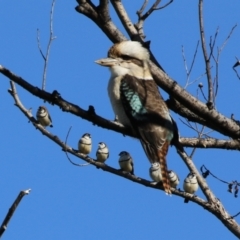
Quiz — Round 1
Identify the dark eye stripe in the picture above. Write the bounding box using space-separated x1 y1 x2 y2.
121 55 143 67
121 55 132 61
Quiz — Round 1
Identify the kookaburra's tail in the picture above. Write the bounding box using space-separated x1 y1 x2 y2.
158 142 171 195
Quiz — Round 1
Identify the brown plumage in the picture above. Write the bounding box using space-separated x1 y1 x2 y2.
121 75 174 194
95 41 176 195
158 142 171 194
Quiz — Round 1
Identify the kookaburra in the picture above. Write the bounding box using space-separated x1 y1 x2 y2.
95 41 175 194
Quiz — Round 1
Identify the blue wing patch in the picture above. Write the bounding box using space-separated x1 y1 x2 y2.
121 82 147 119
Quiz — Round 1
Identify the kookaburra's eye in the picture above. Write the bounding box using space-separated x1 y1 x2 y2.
121 55 133 61
121 54 143 67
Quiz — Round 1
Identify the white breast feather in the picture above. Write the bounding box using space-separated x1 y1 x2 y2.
107 75 131 127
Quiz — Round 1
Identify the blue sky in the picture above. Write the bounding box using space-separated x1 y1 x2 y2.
1 0 240 239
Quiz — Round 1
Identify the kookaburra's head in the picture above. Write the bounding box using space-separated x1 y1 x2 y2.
95 41 152 80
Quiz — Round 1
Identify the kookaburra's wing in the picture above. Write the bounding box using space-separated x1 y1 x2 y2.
120 74 174 194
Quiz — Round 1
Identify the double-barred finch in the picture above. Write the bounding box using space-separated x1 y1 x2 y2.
96 142 109 162
149 163 162 183
78 133 92 154
95 41 176 194
168 170 179 188
183 172 198 203
36 106 53 127
118 151 134 174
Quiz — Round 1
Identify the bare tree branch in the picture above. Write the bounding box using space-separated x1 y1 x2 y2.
110 0 139 40
2 1 240 237
7 80 210 205
149 62 240 139
0 189 31 237
76 0 127 43
9 80 240 238
180 137 240 150
1 64 240 142
176 148 240 237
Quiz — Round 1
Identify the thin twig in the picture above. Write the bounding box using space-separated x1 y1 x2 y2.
188 41 200 79
136 0 173 39
233 68 240 80
140 0 173 21
141 0 161 20
189 125 205 158
201 165 240 198
36 29 46 60
155 0 173 10
199 84 208 101
37 0 57 91
182 41 200 89
208 27 219 61
187 70 207 88
179 118 196 132
0 189 31 237
228 212 240 220
198 0 214 109
137 0 149 16
201 165 229 184
181 46 189 82
212 24 238 98
219 24 237 53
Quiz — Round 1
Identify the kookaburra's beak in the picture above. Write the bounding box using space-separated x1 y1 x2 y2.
95 58 118 67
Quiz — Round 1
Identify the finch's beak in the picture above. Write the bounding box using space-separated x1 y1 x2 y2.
95 58 118 67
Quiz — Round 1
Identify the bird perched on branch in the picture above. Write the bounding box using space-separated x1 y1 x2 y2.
96 142 109 163
118 151 134 174
149 163 162 183
78 133 92 155
95 41 175 194
36 106 53 127
168 170 179 188
183 172 198 203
